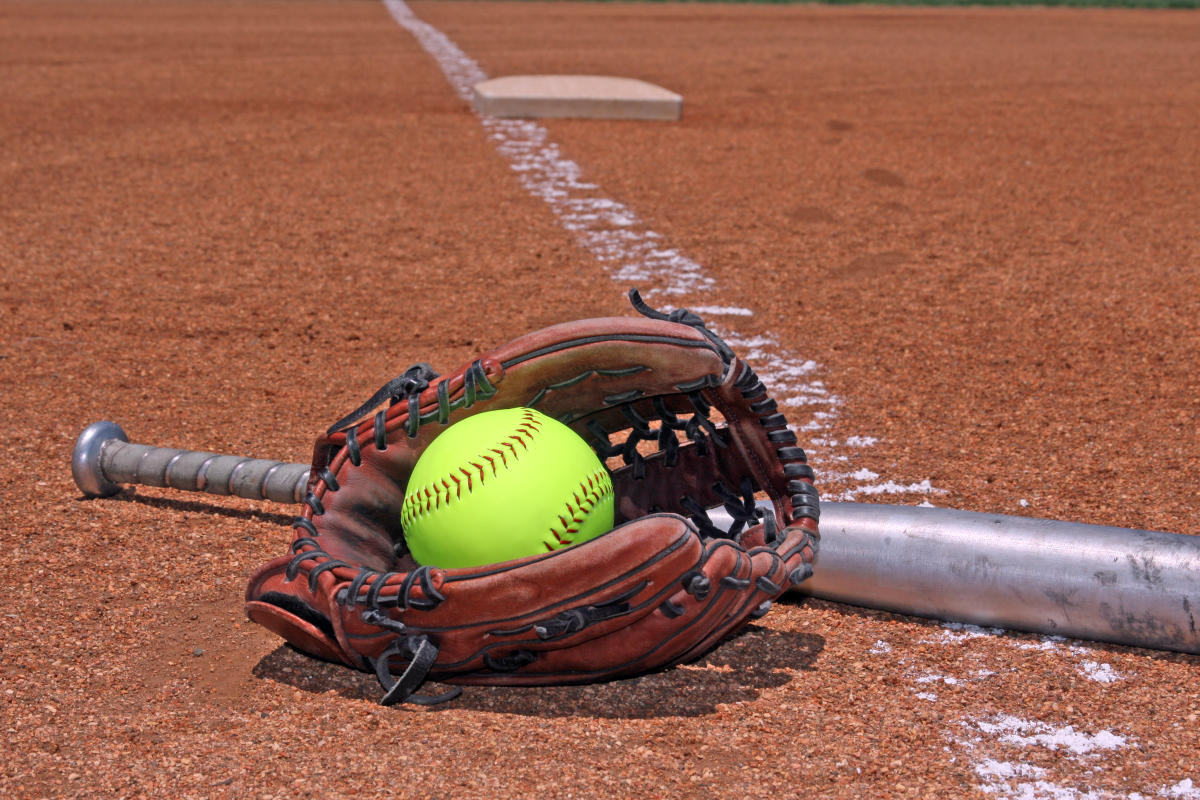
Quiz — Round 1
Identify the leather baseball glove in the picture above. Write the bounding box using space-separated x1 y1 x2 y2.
245 291 820 705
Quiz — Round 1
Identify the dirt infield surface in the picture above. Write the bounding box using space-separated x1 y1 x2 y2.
2 1 1198 797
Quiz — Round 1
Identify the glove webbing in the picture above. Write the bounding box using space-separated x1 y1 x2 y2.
325 360 502 440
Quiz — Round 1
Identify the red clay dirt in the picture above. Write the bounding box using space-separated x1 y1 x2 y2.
1 2 1197 798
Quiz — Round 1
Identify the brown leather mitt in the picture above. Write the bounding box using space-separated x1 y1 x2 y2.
245 291 819 705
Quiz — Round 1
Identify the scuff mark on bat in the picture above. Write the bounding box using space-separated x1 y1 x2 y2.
1125 553 1163 587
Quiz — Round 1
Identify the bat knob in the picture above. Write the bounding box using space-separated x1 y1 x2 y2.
72 421 128 497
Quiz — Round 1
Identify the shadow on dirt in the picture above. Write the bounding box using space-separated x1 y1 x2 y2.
103 489 296 527
807 596 1200 667
251 624 824 718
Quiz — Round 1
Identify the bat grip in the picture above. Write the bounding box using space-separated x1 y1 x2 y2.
72 421 311 504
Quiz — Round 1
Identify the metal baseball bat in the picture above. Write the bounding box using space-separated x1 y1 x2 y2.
799 502 1199 655
71 421 310 505
71 421 1200 656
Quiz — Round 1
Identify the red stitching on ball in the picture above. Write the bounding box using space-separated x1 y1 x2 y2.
542 467 614 552
402 411 552 528
401 411 613 543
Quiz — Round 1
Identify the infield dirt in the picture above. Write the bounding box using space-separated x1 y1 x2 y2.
2 2 1197 798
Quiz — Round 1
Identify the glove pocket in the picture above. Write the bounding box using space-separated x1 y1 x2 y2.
410 514 709 678
450 539 758 684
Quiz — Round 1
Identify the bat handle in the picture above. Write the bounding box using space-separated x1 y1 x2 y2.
71 421 311 505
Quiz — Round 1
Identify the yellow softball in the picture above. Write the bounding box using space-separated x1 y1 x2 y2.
401 407 615 568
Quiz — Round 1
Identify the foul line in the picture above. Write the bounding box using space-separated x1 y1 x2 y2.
383 0 710 296
381 0 937 501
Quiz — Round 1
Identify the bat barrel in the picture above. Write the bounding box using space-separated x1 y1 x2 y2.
71 421 309 505
800 502 1200 655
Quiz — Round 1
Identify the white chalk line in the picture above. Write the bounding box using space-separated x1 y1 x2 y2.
869 621 1197 799
382 0 713 296
379 6 1194 797
381 0 937 504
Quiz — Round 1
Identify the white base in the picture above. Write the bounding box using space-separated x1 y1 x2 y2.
472 75 682 121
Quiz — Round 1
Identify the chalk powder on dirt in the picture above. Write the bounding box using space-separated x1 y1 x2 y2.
378 4 1194 799
381 0 937 505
